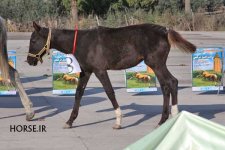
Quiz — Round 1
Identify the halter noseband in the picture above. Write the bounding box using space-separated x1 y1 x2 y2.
28 29 52 63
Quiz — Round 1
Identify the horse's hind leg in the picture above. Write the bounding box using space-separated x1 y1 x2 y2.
145 57 178 125
9 65 34 121
168 73 179 117
153 66 171 125
64 71 92 128
94 70 122 129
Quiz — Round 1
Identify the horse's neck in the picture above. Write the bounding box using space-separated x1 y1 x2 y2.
51 29 74 54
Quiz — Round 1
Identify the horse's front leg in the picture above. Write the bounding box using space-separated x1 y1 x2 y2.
64 71 92 129
9 66 34 121
94 70 122 129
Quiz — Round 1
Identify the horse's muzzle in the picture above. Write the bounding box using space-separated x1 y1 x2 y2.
27 56 38 66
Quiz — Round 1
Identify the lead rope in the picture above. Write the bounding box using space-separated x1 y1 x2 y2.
72 25 78 54
46 29 52 55
66 24 81 73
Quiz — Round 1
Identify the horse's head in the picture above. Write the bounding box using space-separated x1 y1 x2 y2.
27 22 51 66
202 71 207 75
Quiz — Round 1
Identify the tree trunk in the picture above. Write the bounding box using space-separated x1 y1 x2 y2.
185 0 191 14
71 0 78 26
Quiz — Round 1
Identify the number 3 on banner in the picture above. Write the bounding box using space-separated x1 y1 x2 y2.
66 57 74 74
66 54 81 74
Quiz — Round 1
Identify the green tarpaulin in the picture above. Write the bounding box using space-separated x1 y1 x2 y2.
124 111 225 150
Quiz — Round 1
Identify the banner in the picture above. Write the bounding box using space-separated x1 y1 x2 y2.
224 48 225 72
125 61 157 92
52 50 79 95
192 47 223 91
0 50 16 95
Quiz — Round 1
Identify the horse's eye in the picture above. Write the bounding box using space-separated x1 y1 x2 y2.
31 40 35 43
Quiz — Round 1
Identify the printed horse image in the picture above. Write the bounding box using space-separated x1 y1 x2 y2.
27 22 196 129
134 72 151 83
202 71 217 81
0 77 3 85
0 17 34 120
62 74 79 85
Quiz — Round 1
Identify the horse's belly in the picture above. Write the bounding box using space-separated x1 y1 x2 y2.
109 57 143 70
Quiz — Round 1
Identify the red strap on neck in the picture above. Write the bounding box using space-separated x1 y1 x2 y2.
72 24 78 54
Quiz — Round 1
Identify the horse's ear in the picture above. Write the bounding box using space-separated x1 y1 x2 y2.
33 21 41 31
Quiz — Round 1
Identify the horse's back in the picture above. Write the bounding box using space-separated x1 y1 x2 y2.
78 23 169 71
97 24 167 69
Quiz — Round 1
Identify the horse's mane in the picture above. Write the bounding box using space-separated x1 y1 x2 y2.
0 16 10 81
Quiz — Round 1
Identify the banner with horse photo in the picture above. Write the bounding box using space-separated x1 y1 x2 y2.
125 61 157 92
192 47 224 91
0 50 16 95
224 48 225 73
52 50 79 95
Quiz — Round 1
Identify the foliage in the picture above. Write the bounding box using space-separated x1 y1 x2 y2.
192 78 218 86
53 73 64 81
191 0 224 12
53 80 76 90
0 0 69 22
1 0 225 31
127 0 158 10
77 0 112 16
155 0 184 14
192 70 203 78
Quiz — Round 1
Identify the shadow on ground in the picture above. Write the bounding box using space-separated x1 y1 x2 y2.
20 76 49 83
0 86 225 129
0 95 106 121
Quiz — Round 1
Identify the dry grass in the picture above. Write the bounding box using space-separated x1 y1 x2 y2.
6 12 225 32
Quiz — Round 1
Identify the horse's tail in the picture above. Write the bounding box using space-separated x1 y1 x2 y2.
0 17 10 82
147 75 151 81
167 29 196 53
212 74 217 81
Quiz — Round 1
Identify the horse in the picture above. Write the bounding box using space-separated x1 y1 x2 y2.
0 77 3 85
27 22 196 129
134 72 151 83
62 74 79 85
202 71 217 81
0 16 34 120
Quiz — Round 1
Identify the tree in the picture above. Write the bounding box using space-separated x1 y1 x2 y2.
191 0 223 12
71 0 78 25
77 0 112 17
109 0 129 12
185 0 191 13
126 0 158 12
156 0 180 13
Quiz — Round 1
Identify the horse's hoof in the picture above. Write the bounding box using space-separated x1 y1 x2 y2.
63 123 72 129
26 112 35 121
112 124 122 130
29 102 33 107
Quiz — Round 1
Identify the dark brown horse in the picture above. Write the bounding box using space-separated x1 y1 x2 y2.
27 22 196 129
